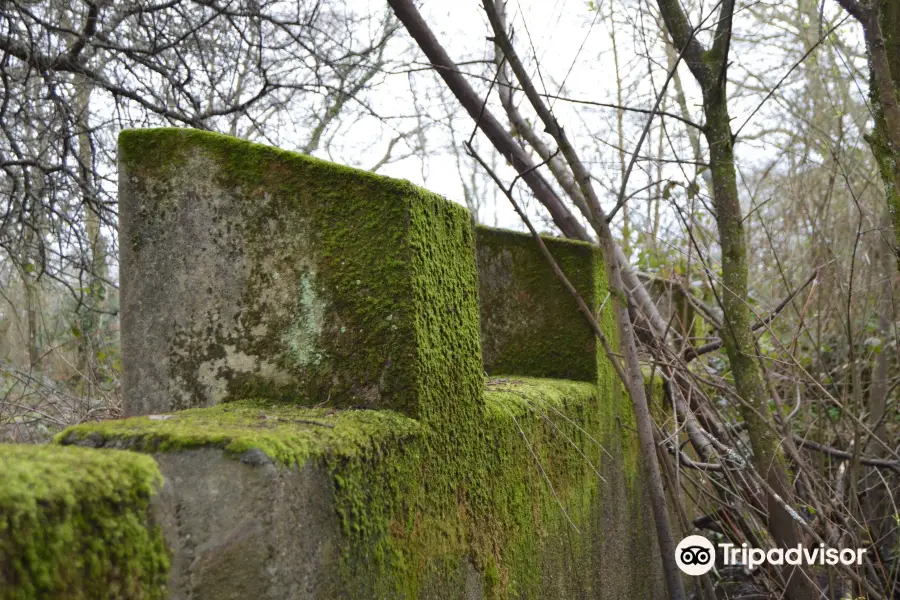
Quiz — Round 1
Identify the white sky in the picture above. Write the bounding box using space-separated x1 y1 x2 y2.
302 0 871 241
378 0 612 229
83 0 871 267
323 0 671 232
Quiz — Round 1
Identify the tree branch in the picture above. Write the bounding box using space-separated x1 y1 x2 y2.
386 0 589 241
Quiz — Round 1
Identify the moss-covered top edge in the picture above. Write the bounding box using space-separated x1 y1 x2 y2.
55 378 606 468
0 443 162 507
57 399 424 468
475 223 599 251
483 376 601 417
117 127 471 220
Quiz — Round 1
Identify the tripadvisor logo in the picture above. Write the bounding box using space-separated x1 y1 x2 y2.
675 535 868 575
676 535 716 576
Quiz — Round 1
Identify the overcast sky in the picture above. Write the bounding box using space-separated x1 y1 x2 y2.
294 0 869 241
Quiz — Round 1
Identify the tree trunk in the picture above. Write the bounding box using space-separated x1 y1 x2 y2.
24 267 39 369
869 0 900 260
75 76 105 391
653 0 820 595
839 0 900 259
704 76 819 600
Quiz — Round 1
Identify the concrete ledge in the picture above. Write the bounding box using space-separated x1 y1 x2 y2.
60 401 423 599
58 380 660 599
59 399 422 467
0 444 169 599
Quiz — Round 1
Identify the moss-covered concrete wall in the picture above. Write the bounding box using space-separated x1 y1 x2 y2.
119 129 482 420
475 226 611 383
59 378 659 600
0 444 169 599
3 128 661 600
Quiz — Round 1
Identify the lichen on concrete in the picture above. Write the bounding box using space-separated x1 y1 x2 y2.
0 443 169 599
282 273 326 367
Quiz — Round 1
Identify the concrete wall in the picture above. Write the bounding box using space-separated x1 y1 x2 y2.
2 129 663 600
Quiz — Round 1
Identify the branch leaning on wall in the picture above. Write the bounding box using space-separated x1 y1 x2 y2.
464 140 686 600
389 1 899 598
387 1 694 596
479 3 687 597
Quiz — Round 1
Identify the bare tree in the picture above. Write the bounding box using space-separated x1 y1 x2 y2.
0 0 404 437
834 0 900 260
386 1 899 598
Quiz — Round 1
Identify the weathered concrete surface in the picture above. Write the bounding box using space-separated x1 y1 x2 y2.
118 129 482 418
148 449 492 600
476 226 610 383
151 449 344 600
2 128 669 600
59 383 662 600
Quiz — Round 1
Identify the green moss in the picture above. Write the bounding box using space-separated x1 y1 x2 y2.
58 378 649 599
476 226 615 383
335 377 647 598
407 180 485 426
118 128 483 420
0 444 169 600
642 364 668 415
473 224 641 496
57 399 423 468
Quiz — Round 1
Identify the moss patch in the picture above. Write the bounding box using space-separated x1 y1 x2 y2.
475 226 614 383
58 399 423 468
0 444 169 600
